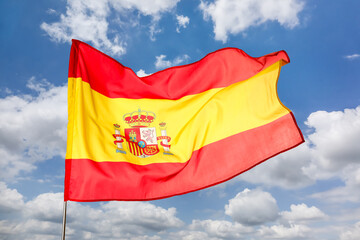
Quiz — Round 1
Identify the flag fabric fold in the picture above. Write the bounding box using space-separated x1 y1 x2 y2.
65 39 304 201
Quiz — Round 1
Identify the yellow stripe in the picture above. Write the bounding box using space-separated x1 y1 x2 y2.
66 61 290 165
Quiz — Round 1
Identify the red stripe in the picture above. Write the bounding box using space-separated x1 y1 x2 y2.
132 143 135 155
135 144 140 156
129 142 137 156
133 143 137 155
68 40 289 100
128 142 143 156
64 113 303 201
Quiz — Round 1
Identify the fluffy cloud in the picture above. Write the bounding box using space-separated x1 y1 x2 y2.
111 0 180 16
64 201 184 239
304 106 360 203
111 0 181 41
0 190 63 240
155 54 190 69
305 107 360 173
0 183 345 240
259 224 311 239
0 185 183 240
225 189 279 225
0 77 67 179
176 190 328 240
169 230 216 240
199 0 304 42
41 0 180 56
176 15 190 33
41 0 124 56
340 222 360 240
280 204 327 223
255 204 326 239
0 182 25 213
100 201 183 231
136 69 151 77
189 219 253 239
24 193 64 223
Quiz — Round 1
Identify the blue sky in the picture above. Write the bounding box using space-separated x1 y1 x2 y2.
0 0 360 239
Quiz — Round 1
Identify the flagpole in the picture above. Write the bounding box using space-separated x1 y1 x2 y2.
61 201 67 240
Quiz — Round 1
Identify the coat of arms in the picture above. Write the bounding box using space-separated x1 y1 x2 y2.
113 109 172 158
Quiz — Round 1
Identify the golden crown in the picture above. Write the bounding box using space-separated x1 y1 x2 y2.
123 108 156 127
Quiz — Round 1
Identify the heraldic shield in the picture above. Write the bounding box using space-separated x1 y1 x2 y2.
113 108 172 158
124 127 160 157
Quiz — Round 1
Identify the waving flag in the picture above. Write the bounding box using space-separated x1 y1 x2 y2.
65 40 304 201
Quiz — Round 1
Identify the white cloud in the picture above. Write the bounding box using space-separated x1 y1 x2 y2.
189 219 253 239
100 201 183 231
344 54 360 60
41 0 125 56
46 8 57 15
25 193 64 223
155 54 190 69
173 198 328 240
136 69 151 77
168 230 218 240
281 204 327 223
0 87 13 96
311 167 360 203
0 182 25 213
303 107 360 203
0 186 183 240
305 107 360 173
149 18 163 41
26 76 54 92
225 189 279 225
259 224 311 239
340 222 360 240
41 0 180 56
0 77 67 179
0 183 354 240
199 0 304 42
155 55 172 69
176 14 190 33
111 0 180 16
0 191 63 240
301 106 360 203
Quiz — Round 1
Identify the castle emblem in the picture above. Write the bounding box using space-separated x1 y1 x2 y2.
113 108 172 158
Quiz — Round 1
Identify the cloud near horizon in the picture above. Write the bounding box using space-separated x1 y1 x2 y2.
0 182 330 240
0 182 183 240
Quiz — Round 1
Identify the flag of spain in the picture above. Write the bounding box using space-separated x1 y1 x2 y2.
65 40 304 201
